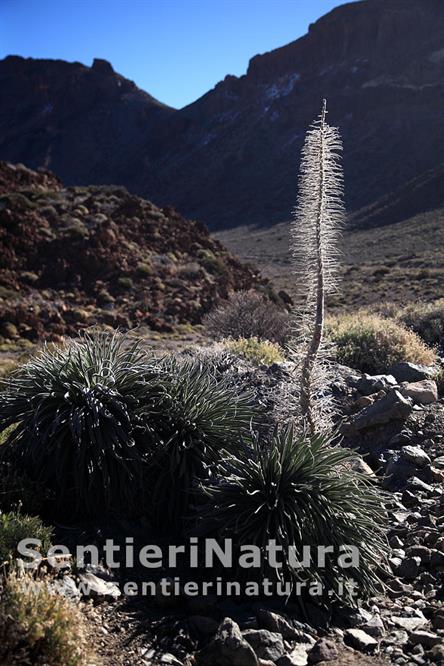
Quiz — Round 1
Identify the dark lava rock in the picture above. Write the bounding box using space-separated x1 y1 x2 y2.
388 362 436 384
195 617 258 666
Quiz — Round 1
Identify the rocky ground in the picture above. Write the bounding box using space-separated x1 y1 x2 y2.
0 162 279 343
38 351 444 666
215 208 444 310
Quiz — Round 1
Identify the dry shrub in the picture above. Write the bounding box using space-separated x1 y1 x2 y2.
204 291 290 344
326 312 436 374
435 367 444 397
0 572 91 665
397 299 444 349
224 337 284 366
0 511 52 564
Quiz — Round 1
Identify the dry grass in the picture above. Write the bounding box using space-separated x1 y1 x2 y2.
0 572 92 666
326 312 436 374
396 298 444 349
224 337 285 366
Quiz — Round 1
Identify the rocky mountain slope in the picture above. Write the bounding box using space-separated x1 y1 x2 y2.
1 0 444 229
0 162 266 341
349 164 444 230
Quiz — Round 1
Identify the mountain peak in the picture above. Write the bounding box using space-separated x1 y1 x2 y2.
91 58 115 75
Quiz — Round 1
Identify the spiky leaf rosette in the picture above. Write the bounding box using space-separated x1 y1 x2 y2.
290 100 345 433
146 356 257 529
0 332 164 517
197 428 388 604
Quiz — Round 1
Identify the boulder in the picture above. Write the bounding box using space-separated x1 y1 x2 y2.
351 390 412 431
51 575 81 601
195 618 258 666
256 609 305 641
159 655 183 665
361 616 385 638
77 572 121 600
400 379 438 405
407 476 434 494
428 645 444 664
344 628 378 653
396 556 421 579
356 373 397 396
392 615 428 632
400 445 432 468
307 638 338 663
277 645 310 666
431 549 444 568
384 455 417 487
409 630 441 648
189 615 219 636
405 545 432 564
434 455 444 470
388 362 435 383
242 629 285 662
432 611 444 630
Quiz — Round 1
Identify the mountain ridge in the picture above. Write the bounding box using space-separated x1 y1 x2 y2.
1 0 444 229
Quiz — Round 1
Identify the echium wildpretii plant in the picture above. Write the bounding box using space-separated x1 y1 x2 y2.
289 100 345 434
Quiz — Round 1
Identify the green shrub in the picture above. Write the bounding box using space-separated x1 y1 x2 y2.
136 260 153 276
398 299 444 349
204 290 290 344
64 220 88 239
224 337 284 366
20 271 39 285
197 428 388 604
197 248 227 275
0 512 52 564
97 288 114 304
326 312 436 374
0 572 91 665
117 276 134 289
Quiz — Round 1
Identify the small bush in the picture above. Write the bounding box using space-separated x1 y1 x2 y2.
0 512 52 564
136 261 153 276
398 299 444 349
326 312 436 374
0 572 91 665
117 276 134 289
197 249 227 275
97 288 114 304
204 291 290 344
224 337 284 366
0 358 19 379
197 428 388 603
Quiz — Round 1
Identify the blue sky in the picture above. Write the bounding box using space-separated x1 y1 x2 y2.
0 0 353 109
